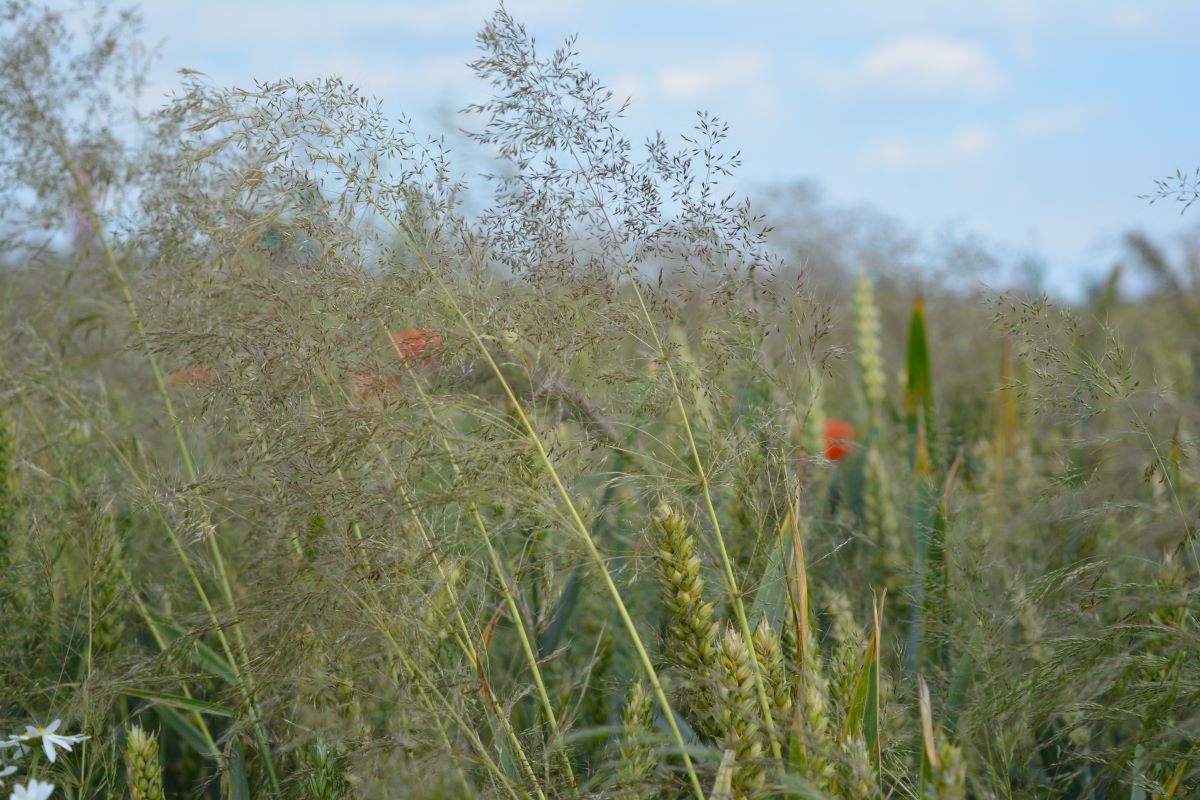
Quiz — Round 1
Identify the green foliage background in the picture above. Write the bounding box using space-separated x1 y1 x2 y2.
0 3 1196 799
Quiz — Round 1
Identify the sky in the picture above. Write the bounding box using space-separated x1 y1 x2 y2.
128 0 1200 297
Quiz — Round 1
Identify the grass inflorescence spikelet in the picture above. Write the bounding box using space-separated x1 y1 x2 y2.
652 501 720 675
124 725 166 800
793 626 834 790
88 508 129 660
854 272 888 428
713 626 767 800
0 412 25 624
751 619 793 745
863 446 903 589
616 681 656 799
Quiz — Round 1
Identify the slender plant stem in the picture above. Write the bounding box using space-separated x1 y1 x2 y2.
11 377 222 756
347 584 531 800
384 328 578 792
58 145 279 795
371 207 706 800
312 360 551 800
570 155 786 767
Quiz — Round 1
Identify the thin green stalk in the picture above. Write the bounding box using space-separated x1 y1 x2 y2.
396 489 547 800
328 357 571 796
8 384 220 757
372 210 705 800
1126 400 1200 575
61 149 277 790
123 569 221 755
382 321 578 791
474 512 572 786
301 369 532 794
234 394 306 561
575 174 785 768
518 99 785 761
40 323 277 792
61 389 272 755
51 388 239 666
314 364 550 800
342 565 533 800
629 274 784 765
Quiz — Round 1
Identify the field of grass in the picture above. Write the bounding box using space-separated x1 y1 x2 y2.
0 3 1197 799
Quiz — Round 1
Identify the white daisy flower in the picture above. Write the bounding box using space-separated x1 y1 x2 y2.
2 721 88 764
0 763 15 779
8 780 54 800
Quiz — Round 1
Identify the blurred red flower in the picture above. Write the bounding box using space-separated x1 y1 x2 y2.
167 368 218 387
352 371 399 400
391 329 441 366
824 418 856 462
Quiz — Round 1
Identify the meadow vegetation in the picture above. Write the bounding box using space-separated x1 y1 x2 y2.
0 2 1197 798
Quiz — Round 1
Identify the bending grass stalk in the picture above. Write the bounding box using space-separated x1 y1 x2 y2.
319 358 567 781
51 388 240 663
579 186 785 769
456 498 572 789
1124 400 1200 575
60 151 279 795
324 364 556 800
305 387 366 547
396 489 549 800
545 130 785 766
376 212 706 800
245 374 513 790
52 391 276 759
347 558 526 800
387 514 548 800
11 390 223 755
314 366 552 800
347 585 531 800
123 572 221 755
234 394 306 561
382 320 579 792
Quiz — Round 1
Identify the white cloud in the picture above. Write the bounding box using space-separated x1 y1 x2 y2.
656 50 770 100
611 49 780 121
855 35 1002 97
321 54 477 94
609 73 650 105
1012 104 1095 139
142 0 580 42
946 125 994 157
865 124 995 169
864 103 1095 171
1105 6 1161 37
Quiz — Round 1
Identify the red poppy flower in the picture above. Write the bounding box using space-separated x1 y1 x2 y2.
167 368 218 387
390 329 442 366
824 418 856 462
352 371 399 400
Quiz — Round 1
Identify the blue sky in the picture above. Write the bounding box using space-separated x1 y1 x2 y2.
132 1 1200 297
